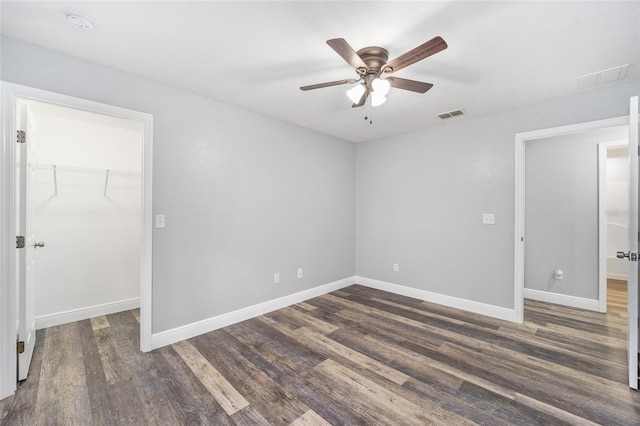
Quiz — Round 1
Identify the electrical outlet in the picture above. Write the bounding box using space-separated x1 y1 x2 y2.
482 213 495 225
393 263 399 272
297 268 303 278
274 273 280 284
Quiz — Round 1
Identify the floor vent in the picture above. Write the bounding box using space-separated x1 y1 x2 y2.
437 109 465 120
577 64 629 89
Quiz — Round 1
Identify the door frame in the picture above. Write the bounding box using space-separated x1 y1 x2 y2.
597 140 629 312
514 115 628 323
0 82 154 399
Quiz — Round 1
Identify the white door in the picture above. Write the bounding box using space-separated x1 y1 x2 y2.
17 103 40 381
628 95 639 389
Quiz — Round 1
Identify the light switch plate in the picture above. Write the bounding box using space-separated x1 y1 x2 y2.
155 214 166 228
482 213 495 225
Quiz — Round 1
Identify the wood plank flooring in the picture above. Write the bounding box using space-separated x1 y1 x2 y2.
2 282 640 425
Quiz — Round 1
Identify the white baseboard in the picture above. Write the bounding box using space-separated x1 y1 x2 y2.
607 273 628 281
35 297 140 330
355 276 519 323
524 288 599 311
150 276 356 350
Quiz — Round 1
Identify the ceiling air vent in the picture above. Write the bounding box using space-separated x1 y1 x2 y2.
577 64 628 89
437 109 465 120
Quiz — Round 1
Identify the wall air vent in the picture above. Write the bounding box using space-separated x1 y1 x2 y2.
577 64 628 89
437 109 465 120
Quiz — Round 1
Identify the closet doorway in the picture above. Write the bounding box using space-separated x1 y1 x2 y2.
23 99 143 329
599 141 629 310
1 82 153 399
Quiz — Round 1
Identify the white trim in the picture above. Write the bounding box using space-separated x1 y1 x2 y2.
35 298 140 330
0 81 18 399
514 116 628 328
607 273 628 281
515 118 629 141
598 142 607 313
355 276 519 323
598 140 629 312
139 96 153 353
524 288 600 311
628 96 639 390
514 131 526 323
150 276 356 350
0 82 153 400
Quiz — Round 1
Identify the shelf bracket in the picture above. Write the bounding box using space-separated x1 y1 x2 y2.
104 169 110 197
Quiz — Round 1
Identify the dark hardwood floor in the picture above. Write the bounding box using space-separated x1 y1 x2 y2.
1 281 639 425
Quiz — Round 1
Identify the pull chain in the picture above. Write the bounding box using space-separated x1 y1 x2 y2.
364 98 373 124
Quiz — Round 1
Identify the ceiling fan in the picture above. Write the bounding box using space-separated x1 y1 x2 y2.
300 36 448 108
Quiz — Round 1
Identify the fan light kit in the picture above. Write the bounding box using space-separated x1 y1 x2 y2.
301 36 447 108
66 13 94 32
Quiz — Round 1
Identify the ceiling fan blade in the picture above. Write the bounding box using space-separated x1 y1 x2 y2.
384 36 447 73
386 77 433 93
300 79 357 91
327 38 368 73
352 89 370 108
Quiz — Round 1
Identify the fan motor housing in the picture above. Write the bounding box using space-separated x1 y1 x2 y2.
356 46 389 71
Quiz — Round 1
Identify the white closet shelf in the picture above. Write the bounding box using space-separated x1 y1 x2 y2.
35 163 141 196
35 163 140 176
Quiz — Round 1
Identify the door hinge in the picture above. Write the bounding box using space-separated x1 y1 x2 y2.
16 236 25 249
16 130 25 144
17 340 24 354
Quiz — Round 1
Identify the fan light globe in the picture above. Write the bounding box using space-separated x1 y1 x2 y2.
347 84 366 103
372 78 391 96
371 92 388 107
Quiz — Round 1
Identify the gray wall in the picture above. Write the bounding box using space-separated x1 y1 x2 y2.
356 83 639 309
1 37 355 333
2 36 640 331
525 127 628 300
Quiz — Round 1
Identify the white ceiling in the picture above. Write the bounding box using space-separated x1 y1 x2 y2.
1 1 639 143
